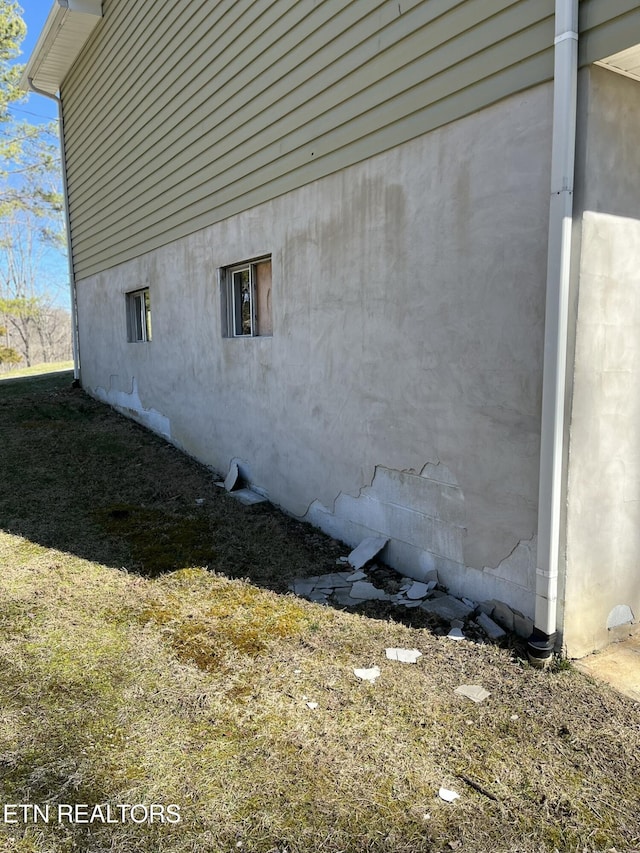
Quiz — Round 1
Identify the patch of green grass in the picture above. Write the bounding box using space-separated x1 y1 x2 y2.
0 361 73 380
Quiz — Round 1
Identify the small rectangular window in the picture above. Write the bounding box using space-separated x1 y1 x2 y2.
221 257 272 337
126 288 152 342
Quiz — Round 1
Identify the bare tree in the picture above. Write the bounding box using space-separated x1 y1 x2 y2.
0 4 69 371
0 207 71 368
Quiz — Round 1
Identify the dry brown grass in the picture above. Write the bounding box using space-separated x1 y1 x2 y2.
0 374 639 853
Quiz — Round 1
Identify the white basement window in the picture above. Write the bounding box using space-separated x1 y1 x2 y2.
221 257 272 337
126 288 152 342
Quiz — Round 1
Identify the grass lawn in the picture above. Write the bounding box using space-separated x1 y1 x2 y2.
0 374 638 853
0 362 74 381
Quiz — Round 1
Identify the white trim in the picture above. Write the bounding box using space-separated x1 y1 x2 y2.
594 59 640 84
19 0 102 94
534 0 579 650
554 31 578 45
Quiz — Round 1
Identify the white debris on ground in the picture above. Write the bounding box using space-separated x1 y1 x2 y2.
476 611 507 639
385 648 422 663
353 666 381 683
438 788 460 803
288 539 534 642
347 536 389 569
223 461 240 492
454 684 491 703
447 627 466 641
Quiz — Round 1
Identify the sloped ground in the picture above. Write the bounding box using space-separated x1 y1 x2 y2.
0 372 638 853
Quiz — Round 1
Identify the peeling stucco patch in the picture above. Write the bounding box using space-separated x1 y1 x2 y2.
607 604 635 630
93 376 171 440
305 463 466 583
304 464 536 618
481 536 537 592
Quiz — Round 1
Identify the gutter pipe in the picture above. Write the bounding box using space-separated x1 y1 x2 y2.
26 80 80 385
528 0 579 664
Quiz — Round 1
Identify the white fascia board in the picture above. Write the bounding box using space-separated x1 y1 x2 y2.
19 0 102 95
596 43 640 83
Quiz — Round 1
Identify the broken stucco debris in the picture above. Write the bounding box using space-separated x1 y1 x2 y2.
512 612 533 638
216 462 268 505
315 572 354 588
492 601 515 632
476 612 507 640
291 580 316 597
306 701 319 710
406 580 435 599
349 580 390 601
447 627 466 641
354 666 381 683
348 536 389 570
229 488 268 506
345 569 367 582
385 648 422 663
480 600 533 638
454 685 491 703
289 566 529 643
438 788 460 803
224 461 240 492
307 590 331 604
332 589 368 607
420 595 474 622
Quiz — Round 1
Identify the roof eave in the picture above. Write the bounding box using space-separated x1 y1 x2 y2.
19 0 103 96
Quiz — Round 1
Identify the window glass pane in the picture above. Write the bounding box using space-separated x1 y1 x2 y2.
134 294 143 341
233 269 252 335
144 289 152 341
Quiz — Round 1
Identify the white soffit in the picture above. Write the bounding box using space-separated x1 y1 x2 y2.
596 44 640 83
20 0 103 95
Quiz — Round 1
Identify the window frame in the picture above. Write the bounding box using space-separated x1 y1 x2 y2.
220 256 272 339
126 287 152 343
231 264 254 337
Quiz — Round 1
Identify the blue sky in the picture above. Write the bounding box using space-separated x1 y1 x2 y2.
13 0 58 122
8 1 69 306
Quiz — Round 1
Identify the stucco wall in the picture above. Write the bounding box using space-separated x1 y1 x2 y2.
77 83 553 617
564 65 640 658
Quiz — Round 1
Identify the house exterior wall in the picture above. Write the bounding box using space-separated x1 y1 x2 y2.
563 65 640 658
579 0 640 67
77 82 553 619
61 0 557 280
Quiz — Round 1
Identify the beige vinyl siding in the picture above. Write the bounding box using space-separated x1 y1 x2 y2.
579 0 640 67
579 0 640 66
63 0 557 279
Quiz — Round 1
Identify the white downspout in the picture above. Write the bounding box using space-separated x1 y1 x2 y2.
25 81 81 385
528 0 579 664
